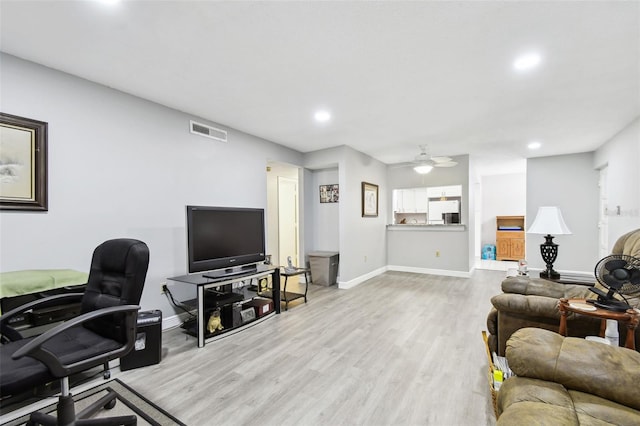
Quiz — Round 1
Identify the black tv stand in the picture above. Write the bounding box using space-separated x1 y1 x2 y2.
168 265 280 347
203 265 258 280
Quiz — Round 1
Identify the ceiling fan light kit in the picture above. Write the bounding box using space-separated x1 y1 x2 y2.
413 164 433 174
411 145 458 174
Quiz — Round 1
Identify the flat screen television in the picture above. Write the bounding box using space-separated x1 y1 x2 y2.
186 205 266 275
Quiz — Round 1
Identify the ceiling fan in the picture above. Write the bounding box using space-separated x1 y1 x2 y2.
412 145 458 174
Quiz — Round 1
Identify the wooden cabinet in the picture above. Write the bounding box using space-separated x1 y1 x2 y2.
496 216 525 261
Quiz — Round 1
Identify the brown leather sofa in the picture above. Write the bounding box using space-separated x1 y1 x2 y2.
497 328 640 425
487 228 640 355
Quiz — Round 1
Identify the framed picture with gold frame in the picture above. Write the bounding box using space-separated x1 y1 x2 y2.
361 181 378 217
0 113 48 211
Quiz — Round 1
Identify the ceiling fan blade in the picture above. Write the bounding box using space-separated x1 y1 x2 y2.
433 161 457 168
431 156 452 163
604 259 627 271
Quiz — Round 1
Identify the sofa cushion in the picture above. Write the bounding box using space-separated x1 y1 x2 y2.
497 377 579 425
569 390 640 426
506 328 640 411
497 376 575 413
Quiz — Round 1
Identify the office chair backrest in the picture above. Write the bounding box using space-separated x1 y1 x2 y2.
81 238 149 343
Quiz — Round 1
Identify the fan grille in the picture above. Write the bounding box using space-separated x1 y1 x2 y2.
595 254 640 296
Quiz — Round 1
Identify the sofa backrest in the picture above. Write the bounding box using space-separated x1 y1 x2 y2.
506 328 640 411
612 228 640 258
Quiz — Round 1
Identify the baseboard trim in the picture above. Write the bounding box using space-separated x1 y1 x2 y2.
162 311 190 331
338 266 388 289
387 265 473 278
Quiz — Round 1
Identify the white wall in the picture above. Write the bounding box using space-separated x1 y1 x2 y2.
386 155 472 273
340 147 388 286
480 173 527 247
310 168 339 253
0 54 303 321
304 146 387 287
526 152 599 273
594 117 640 245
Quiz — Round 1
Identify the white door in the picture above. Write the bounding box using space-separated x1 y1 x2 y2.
278 176 299 267
598 166 609 257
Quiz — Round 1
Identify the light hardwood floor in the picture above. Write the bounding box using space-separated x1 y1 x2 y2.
119 269 503 426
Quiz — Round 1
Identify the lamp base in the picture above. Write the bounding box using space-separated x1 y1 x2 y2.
539 269 560 280
539 235 560 280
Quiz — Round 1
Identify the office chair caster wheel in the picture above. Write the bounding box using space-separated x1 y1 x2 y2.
104 398 117 410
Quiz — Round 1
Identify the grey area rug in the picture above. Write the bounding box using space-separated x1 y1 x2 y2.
2 379 185 426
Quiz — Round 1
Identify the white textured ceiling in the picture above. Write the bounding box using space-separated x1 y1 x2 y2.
1 0 638 175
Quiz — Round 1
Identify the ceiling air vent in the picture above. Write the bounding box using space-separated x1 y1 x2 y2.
189 120 227 142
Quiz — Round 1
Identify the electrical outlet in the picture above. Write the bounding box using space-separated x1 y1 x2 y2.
435 250 440 257
161 282 168 294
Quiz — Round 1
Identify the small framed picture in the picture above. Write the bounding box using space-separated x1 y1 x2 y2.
319 184 339 203
362 182 378 217
0 113 48 211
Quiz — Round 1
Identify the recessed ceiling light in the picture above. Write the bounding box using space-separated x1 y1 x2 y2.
314 110 331 123
97 0 120 5
514 53 542 71
528 141 542 150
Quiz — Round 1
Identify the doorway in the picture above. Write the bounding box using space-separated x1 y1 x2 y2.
266 162 301 268
278 176 299 267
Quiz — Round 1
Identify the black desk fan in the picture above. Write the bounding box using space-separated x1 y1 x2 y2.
589 254 640 312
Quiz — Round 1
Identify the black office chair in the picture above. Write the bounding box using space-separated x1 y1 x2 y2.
0 238 149 426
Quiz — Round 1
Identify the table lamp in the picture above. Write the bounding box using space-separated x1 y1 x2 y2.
527 206 572 279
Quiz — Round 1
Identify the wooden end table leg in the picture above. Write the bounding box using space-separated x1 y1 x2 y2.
599 319 607 338
625 310 639 350
559 299 568 336
303 272 309 303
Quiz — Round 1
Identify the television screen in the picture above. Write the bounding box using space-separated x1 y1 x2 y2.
186 206 266 274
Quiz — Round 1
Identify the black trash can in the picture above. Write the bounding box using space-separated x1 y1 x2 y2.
120 310 162 371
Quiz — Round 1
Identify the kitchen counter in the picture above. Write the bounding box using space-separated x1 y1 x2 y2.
387 224 466 231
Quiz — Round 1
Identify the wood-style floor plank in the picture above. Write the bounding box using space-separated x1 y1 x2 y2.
120 269 503 425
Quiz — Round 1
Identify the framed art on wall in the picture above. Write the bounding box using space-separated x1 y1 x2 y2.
0 113 48 211
319 184 339 203
361 181 378 217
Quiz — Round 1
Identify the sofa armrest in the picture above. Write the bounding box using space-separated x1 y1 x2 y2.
491 293 562 319
502 276 592 299
506 328 640 411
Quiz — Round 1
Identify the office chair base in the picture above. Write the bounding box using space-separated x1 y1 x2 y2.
27 391 136 426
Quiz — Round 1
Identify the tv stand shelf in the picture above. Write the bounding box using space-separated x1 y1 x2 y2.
168 265 281 347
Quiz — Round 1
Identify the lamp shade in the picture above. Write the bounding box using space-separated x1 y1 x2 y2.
527 206 572 235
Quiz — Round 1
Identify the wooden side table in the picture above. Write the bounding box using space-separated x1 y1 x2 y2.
558 298 640 350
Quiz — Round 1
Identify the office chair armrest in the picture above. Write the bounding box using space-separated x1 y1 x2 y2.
0 293 84 342
12 305 140 377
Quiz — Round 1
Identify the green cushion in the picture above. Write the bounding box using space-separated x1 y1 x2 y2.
0 269 88 299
